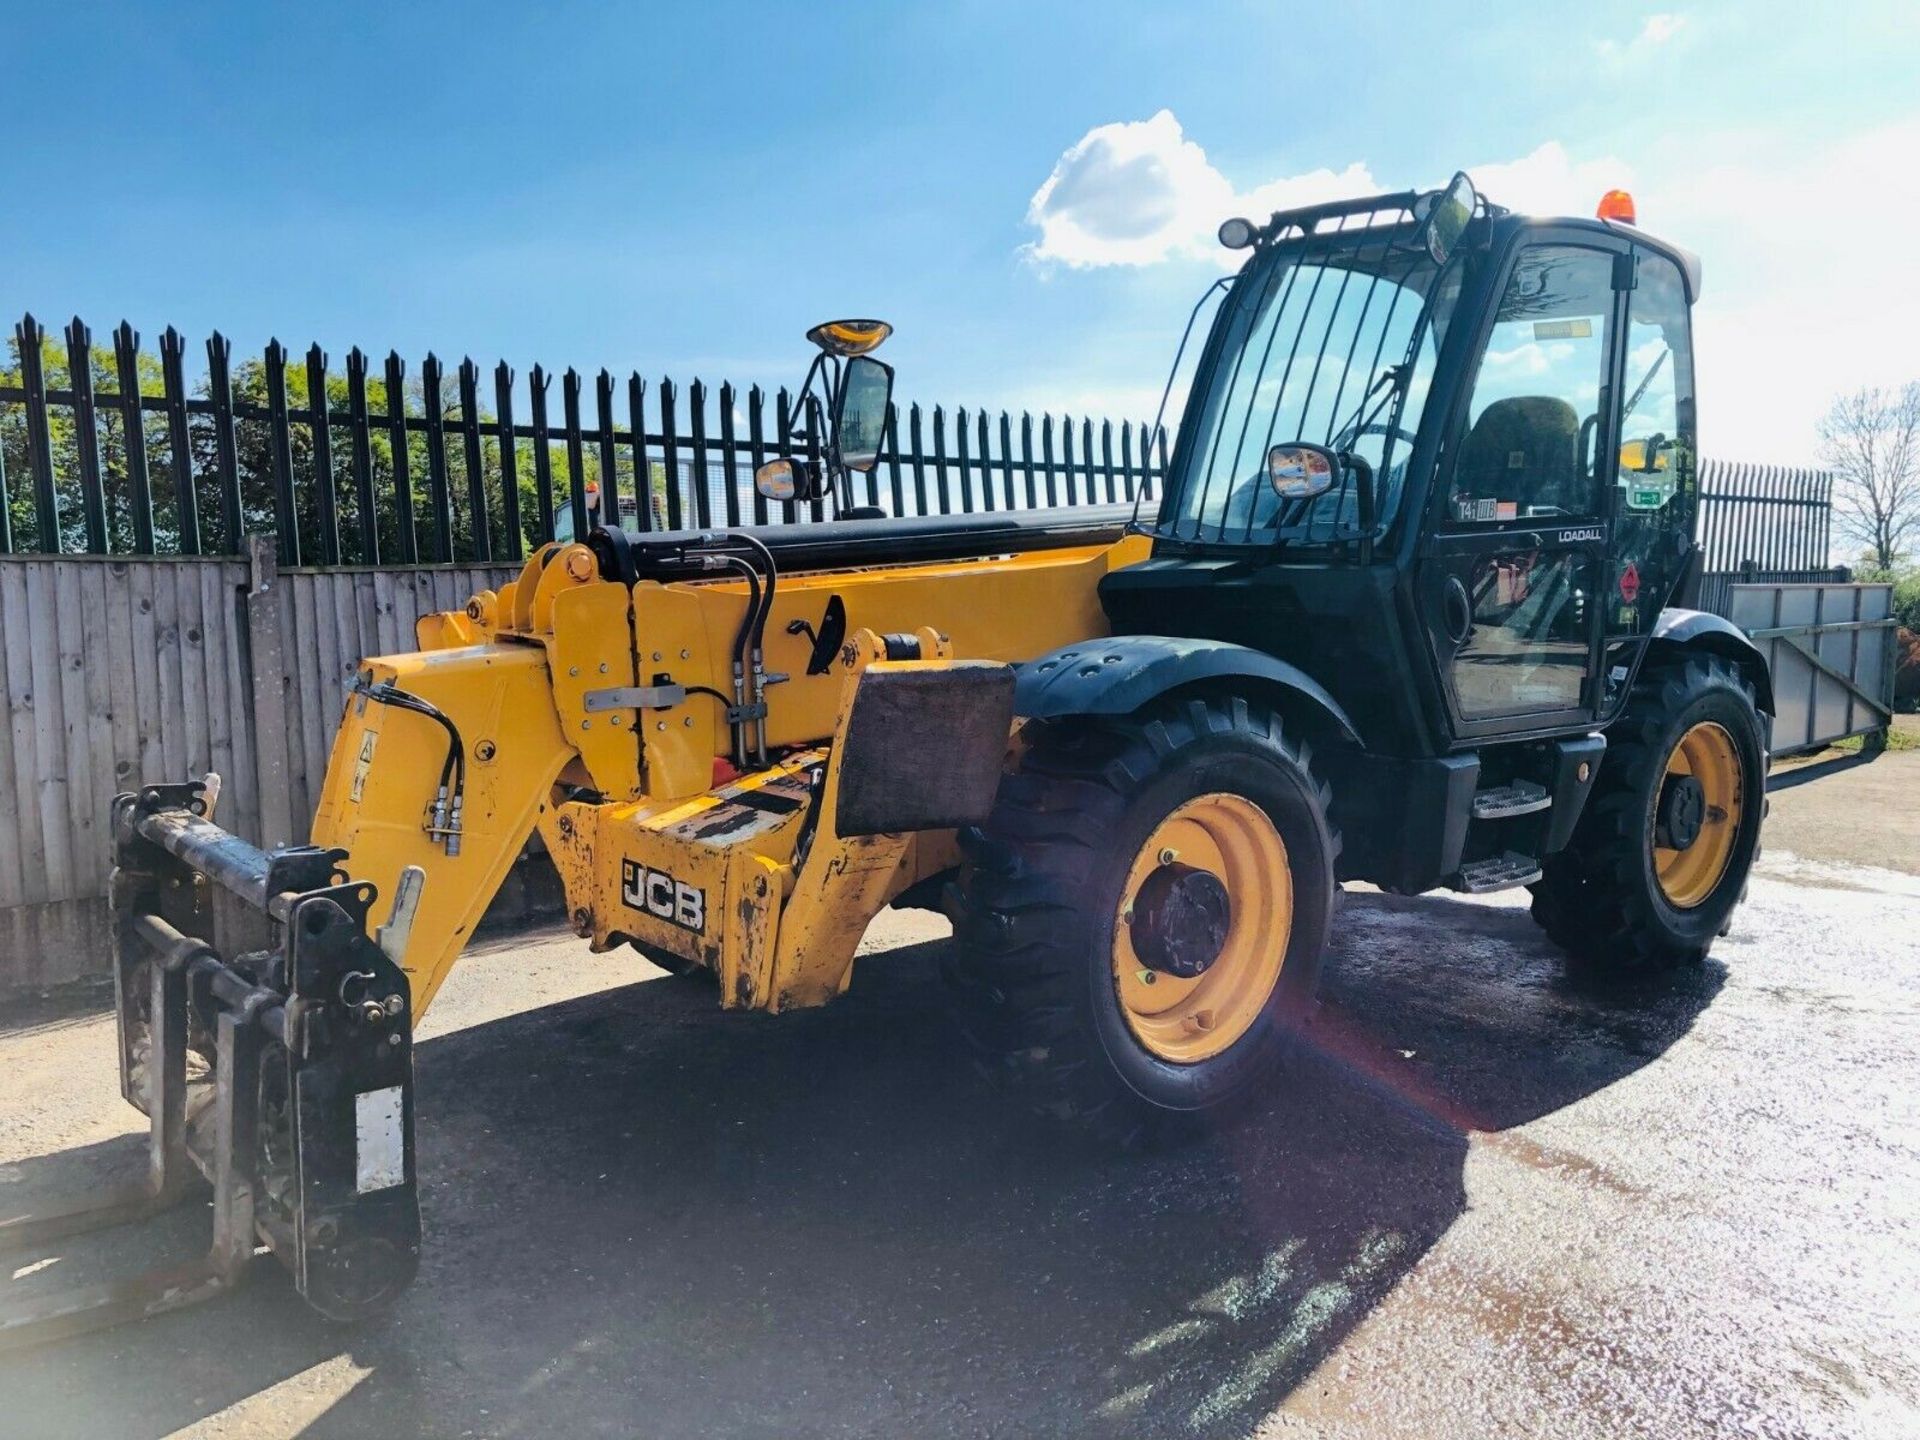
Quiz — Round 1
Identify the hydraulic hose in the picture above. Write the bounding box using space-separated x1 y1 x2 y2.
712 555 761 769
724 532 780 764
357 680 467 854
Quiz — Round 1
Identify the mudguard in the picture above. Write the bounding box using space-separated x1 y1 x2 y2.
1013 634 1361 744
1647 608 1775 714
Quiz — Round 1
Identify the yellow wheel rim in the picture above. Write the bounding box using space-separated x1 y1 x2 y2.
1653 721 1744 909
1113 793 1291 1064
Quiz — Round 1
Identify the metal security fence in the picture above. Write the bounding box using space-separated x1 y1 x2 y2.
1694 461 1846 619
1697 461 1833 573
0 312 1167 566
2 312 1837 578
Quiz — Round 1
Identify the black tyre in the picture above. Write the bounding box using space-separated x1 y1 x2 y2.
946 695 1338 1146
1531 656 1766 972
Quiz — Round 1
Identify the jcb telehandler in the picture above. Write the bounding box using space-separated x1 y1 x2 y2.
1 174 1770 1346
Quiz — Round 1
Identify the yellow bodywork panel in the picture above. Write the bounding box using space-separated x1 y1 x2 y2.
539 632 977 1012
629 539 1143 778
314 531 1148 1022
311 642 576 1015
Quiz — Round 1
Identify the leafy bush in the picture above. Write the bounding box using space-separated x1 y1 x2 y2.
1897 626 1920 711
1894 574 1920 635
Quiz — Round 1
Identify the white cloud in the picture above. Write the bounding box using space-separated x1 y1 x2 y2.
1641 13 1686 44
1483 342 1557 376
1022 110 1374 269
1023 118 1627 272
1466 142 1633 219
1645 118 1920 464
1597 11 1688 60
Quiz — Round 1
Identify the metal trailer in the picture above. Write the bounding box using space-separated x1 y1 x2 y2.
1725 581 1897 757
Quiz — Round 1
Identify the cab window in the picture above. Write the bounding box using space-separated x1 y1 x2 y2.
1605 250 1697 669
1448 245 1616 524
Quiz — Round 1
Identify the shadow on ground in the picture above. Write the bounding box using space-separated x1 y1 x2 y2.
0 891 1724 1440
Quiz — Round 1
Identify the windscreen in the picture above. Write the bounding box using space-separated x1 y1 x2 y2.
1160 229 1462 545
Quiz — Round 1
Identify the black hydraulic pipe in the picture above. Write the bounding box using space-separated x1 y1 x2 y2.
606 503 1134 580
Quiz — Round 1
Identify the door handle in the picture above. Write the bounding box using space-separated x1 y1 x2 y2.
1441 575 1474 647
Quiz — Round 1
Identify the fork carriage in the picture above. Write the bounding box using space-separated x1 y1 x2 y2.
0 780 419 1351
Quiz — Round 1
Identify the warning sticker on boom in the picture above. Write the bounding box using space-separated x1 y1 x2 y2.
350 731 378 804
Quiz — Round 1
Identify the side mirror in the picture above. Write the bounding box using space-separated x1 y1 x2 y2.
755 456 826 503
1416 171 1477 265
1267 443 1338 500
833 355 893 473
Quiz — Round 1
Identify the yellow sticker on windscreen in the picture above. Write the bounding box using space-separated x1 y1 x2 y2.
1534 319 1593 340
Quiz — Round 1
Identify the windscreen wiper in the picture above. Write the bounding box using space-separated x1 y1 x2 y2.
1622 348 1669 422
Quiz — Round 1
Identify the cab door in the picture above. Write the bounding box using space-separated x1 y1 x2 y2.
1417 233 1630 742
1600 246 1698 716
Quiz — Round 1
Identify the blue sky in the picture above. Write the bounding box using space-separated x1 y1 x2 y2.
5 0 1917 463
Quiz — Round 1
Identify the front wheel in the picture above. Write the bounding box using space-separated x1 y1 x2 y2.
1531 656 1766 973
946 696 1338 1147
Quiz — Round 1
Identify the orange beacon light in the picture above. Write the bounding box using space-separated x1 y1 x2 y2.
1596 189 1638 224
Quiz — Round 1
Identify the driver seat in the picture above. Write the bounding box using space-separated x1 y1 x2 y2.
1455 396 1583 515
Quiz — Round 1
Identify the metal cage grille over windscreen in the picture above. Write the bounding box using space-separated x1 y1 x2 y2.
1161 201 1463 546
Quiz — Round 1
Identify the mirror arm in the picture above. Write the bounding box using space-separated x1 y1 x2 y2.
1342 452 1376 564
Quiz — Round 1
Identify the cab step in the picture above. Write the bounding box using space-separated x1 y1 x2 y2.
1454 851 1544 894
1471 779 1551 820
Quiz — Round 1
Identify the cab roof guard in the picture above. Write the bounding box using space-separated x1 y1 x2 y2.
1253 187 1508 247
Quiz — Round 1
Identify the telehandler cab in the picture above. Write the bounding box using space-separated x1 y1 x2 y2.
1 173 1771 1347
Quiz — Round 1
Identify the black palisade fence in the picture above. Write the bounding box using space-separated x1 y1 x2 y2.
1696 461 1834 574
0 313 1169 565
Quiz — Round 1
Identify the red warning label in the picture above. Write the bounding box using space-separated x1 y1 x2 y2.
1619 561 1641 603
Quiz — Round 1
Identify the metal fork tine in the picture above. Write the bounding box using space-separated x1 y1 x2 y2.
0 1256 249 1356
0 1180 203 1254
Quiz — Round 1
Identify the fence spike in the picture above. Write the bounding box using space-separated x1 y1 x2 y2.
156 325 199 555
346 347 378 563
263 338 300 564
420 352 455 561
528 362 555 544
658 375 682 530
595 368 619 528
745 383 770 527
306 343 341 564
627 372 652 533
495 360 521 559
717 380 743 528
561 367 590 542
458 356 489 562
384 350 417 563
65 316 109 552
112 320 156 553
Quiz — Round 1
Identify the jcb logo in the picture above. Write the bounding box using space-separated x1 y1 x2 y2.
620 859 706 933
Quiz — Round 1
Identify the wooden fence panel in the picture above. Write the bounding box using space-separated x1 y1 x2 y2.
264 562 519 850
0 551 536 990
0 555 256 987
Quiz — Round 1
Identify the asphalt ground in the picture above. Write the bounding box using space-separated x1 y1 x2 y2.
1 752 1916 1439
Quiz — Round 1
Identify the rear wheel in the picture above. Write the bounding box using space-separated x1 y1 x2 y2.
947 696 1337 1146
1531 656 1765 973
